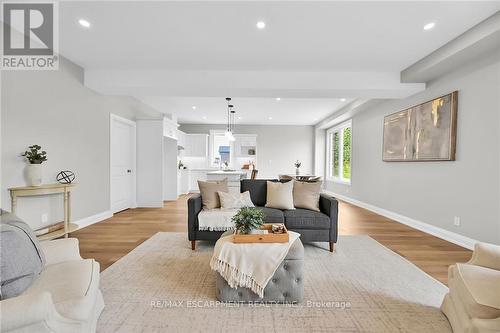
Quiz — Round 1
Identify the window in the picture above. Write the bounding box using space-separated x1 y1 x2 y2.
211 131 231 167
327 120 352 184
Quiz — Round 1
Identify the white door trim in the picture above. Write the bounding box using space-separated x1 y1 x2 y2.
110 113 137 213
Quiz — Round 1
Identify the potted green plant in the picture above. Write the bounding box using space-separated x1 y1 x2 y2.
294 160 302 175
232 207 265 234
21 145 47 186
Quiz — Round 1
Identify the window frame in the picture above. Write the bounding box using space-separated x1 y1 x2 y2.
326 120 352 185
209 130 233 167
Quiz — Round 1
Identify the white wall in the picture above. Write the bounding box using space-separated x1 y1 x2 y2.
314 127 326 179
136 119 164 207
321 55 500 245
1 57 161 229
179 124 315 179
163 137 178 201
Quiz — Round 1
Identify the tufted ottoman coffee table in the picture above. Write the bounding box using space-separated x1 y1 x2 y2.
215 232 304 303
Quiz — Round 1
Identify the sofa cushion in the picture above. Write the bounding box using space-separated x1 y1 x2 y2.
293 181 321 212
241 179 276 206
451 263 500 319
218 191 254 210
26 259 101 321
198 178 228 210
256 207 284 223
0 210 46 300
266 181 295 210
284 209 330 229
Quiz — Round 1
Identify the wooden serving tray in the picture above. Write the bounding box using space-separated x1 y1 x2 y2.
233 224 289 243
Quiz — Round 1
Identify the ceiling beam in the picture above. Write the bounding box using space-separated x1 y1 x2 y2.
401 11 500 83
84 69 425 100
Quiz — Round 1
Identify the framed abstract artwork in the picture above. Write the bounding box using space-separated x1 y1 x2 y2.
383 91 458 161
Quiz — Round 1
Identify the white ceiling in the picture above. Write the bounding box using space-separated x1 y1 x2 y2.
141 96 352 125
55 1 500 125
60 1 499 71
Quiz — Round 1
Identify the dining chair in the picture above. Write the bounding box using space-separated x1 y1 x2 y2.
305 176 321 182
251 169 258 179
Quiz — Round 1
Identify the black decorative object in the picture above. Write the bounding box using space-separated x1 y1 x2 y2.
56 170 75 184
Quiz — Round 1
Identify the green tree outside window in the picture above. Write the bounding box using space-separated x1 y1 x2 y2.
328 123 351 183
333 132 339 177
343 127 351 180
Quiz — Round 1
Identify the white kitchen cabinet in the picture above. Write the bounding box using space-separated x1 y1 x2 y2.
206 171 247 193
234 134 257 157
177 130 187 148
184 134 208 157
177 169 189 196
188 170 209 192
163 118 178 139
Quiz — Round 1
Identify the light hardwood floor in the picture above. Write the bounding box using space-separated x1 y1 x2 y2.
71 195 472 285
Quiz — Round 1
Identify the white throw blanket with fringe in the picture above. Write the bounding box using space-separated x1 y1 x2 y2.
210 231 300 298
198 209 238 231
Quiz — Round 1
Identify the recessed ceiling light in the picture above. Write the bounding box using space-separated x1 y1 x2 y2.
192 106 196 110
340 98 346 102
256 21 266 29
423 22 435 31
268 116 273 120
238 116 242 120
275 97 281 101
78 19 91 28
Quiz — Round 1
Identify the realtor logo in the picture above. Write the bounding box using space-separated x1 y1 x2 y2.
1 2 59 70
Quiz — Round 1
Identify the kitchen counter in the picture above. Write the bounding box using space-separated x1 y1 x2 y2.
207 170 247 175
184 169 250 193
206 170 247 192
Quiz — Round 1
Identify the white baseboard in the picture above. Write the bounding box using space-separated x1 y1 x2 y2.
323 190 477 250
73 210 113 230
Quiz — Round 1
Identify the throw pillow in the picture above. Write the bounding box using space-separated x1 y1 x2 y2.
265 180 295 210
293 181 322 212
218 191 255 210
0 210 46 300
198 178 228 210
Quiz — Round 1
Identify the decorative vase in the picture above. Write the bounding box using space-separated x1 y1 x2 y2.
296 167 300 175
26 164 43 186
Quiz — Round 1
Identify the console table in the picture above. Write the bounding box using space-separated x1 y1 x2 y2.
8 183 77 240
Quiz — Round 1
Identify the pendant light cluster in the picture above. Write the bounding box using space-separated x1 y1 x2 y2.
225 97 236 141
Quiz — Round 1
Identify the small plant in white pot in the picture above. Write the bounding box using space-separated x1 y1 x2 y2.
232 207 265 234
21 145 47 186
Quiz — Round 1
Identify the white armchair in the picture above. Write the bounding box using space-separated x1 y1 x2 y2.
441 242 500 333
0 238 104 333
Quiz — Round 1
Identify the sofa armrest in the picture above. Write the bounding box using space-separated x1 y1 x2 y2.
319 194 339 243
188 194 203 241
41 238 82 265
0 291 77 332
468 242 500 271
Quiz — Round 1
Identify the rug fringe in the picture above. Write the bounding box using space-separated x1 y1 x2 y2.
198 226 234 231
210 256 264 298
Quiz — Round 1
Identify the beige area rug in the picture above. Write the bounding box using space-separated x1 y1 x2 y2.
98 233 452 333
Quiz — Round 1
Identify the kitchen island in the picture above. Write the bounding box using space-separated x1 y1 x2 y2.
206 170 247 193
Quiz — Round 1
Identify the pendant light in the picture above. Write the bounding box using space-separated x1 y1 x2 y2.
229 110 236 141
225 97 236 141
225 97 232 139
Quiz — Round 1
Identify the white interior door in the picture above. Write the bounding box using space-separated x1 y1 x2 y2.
110 114 136 213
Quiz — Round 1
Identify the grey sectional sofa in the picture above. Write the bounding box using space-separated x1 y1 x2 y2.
188 179 339 251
